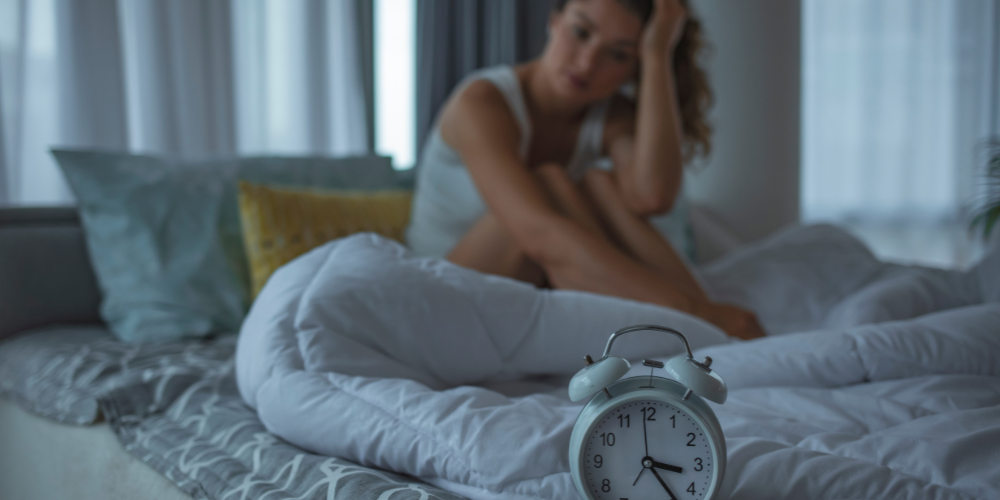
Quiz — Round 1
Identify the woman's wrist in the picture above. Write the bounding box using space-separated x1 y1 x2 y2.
641 51 672 73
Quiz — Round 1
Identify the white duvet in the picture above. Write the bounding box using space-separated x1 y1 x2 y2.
236 225 1000 500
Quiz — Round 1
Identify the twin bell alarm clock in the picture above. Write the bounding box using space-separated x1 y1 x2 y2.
568 324 727 500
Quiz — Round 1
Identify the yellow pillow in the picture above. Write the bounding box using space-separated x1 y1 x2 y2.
238 181 413 297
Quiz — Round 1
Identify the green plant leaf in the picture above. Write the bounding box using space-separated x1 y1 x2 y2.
970 139 1000 238
972 204 1000 238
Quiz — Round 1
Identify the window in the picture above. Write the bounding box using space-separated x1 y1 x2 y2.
374 0 417 170
801 0 999 266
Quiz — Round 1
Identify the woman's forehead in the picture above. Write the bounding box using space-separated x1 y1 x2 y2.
564 0 643 45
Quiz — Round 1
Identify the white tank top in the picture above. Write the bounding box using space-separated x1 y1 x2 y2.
406 65 693 261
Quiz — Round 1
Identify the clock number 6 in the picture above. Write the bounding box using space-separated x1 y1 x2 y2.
601 432 616 446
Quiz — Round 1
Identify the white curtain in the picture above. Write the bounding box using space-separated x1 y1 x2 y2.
0 0 369 206
802 0 999 224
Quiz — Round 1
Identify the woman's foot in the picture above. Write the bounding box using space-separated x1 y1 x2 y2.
700 303 767 340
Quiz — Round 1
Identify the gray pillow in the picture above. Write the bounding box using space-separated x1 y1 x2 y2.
53 149 397 343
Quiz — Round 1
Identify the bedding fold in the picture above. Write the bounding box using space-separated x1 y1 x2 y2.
237 228 1000 500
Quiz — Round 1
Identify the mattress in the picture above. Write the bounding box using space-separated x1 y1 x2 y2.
0 396 193 500
0 325 467 500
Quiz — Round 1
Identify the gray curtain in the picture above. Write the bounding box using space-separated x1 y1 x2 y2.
0 0 374 206
415 0 551 158
355 0 376 153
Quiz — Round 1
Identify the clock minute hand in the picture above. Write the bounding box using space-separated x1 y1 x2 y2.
649 467 678 500
642 407 649 456
651 460 683 474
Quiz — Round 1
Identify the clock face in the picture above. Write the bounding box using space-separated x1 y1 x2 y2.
582 399 716 500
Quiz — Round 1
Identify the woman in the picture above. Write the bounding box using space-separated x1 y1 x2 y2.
407 0 764 339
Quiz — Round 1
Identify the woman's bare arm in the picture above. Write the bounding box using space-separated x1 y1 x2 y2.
607 0 688 216
440 80 701 314
440 80 764 339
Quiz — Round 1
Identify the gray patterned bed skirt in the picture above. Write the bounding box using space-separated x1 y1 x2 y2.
0 325 467 500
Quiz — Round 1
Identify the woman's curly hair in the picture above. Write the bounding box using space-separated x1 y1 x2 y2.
553 0 714 161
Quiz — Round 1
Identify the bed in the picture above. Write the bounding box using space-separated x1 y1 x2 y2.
0 206 469 500
2 202 998 500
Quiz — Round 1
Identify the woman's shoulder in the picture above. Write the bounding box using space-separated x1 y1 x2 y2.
439 78 521 152
455 78 509 107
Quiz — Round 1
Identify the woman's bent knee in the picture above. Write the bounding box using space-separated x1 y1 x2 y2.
534 162 573 188
582 168 615 195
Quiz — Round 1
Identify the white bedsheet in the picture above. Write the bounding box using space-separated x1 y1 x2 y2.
237 225 999 500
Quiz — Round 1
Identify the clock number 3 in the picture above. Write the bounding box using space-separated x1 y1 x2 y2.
694 457 703 471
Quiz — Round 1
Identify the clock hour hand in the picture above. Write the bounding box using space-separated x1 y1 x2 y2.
651 460 683 474
649 467 678 500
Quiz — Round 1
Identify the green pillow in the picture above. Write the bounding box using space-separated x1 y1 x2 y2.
53 149 397 343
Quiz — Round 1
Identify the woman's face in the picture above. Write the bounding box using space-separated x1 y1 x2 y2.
542 0 643 107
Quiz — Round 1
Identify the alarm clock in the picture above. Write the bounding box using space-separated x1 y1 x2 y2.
568 324 727 500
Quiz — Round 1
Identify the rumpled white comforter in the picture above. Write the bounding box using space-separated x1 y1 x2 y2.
237 225 1000 500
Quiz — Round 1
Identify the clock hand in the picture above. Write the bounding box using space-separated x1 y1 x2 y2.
635 457 656 486
649 467 678 500
632 466 646 486
651 460 683 474
642 407 649 456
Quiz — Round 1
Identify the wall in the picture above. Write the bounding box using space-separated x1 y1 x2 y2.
686 0 802 243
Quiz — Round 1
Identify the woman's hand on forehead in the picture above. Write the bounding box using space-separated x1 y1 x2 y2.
642 0 687 60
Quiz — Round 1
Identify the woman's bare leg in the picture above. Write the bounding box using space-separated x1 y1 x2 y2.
447 164 764 339
533 163 611 241
582 169 707 301
446 163 611 287
447 211 548 286
582 168 765 339
528 167 710 320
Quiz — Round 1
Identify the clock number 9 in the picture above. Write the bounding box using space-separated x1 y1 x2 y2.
602 479 611 492
600 432 616 446
594 455 603 468
694 457 703 471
